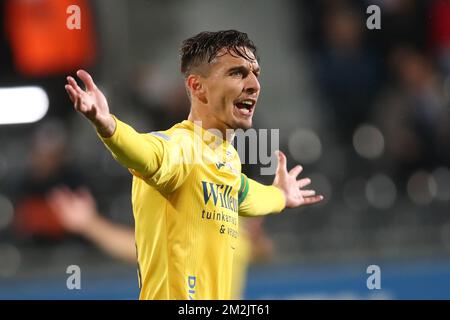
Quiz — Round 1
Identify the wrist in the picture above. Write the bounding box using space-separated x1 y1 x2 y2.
80 214 103 237
96 115 116 138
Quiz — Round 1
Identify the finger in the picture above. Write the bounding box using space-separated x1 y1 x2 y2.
289 165 303 178
297 178 311 189
67 76 84 95
57 185 75 201
302 195 324 205
67 78 87 105
300 189 316 197
74 96 83 112
77 69 97 91
47 188 69 210
65 85 77 103
49 186 69 199
276 150 287 175
75 95 91 113
77 187 94 204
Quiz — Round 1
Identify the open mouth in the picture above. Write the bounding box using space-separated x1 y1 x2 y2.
234 99 255 117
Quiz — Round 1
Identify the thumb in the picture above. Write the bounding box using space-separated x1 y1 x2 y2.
77 187 95 205
77 69 97 91
85 103 98 122
276 150 287 176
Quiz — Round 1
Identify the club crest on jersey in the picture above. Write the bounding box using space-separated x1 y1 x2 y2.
215 161 238 176
215 162 225 170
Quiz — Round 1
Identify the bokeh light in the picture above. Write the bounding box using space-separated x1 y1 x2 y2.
406 171 437 205
366 174 397 209
433 167 450 202
288 129 322 164
353 124 384 159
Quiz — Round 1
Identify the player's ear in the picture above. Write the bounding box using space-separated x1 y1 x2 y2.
186 74 207 103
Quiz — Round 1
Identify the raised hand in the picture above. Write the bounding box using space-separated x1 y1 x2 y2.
48 186 98 234
272 150 323 208
65 70 116 137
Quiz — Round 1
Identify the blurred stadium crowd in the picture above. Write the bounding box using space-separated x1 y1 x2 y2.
0 0 449 298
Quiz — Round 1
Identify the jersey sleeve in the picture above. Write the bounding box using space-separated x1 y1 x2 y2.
99 116 194 193
238 173 286 217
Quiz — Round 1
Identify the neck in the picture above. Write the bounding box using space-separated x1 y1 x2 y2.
188 106 235 143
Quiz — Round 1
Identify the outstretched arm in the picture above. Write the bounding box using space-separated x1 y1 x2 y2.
239 150 323 217
65 70 166 181
48 186 136 264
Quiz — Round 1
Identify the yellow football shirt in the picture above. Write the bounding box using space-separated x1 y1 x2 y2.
100 117 285 299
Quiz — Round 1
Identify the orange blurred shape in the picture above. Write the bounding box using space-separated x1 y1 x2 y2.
430 1 450 50
14 196 66 240
4 0 97 77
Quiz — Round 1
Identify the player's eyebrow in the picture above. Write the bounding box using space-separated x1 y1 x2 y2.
252 65 261 77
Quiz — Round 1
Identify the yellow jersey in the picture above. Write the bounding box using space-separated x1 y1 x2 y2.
100 117 285 299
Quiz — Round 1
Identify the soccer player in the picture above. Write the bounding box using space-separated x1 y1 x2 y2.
64 30 323 300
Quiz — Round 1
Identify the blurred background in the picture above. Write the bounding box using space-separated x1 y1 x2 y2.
1 0 450 299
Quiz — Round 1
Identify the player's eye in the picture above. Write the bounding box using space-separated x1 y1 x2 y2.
230 69 248 78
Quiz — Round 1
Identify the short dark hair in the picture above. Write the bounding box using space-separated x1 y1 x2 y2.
180 30 258 77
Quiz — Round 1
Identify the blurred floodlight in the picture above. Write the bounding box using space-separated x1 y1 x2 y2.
288 129 322 164
0 194 14 230
0 87 49 125
433 167 450 201
0 244 21 278
353 124 384 159
407 171 437 205
343 178 368 211
366 174 397 209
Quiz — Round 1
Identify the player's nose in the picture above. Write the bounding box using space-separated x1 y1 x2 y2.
244 72 260 95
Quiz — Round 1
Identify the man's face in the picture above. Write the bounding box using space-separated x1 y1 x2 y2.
201 48 260 130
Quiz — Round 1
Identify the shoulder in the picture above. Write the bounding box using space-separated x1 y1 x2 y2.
148 122 194 145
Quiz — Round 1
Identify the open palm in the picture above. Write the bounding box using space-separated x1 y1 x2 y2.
65 70 115 136
272 151 323 208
